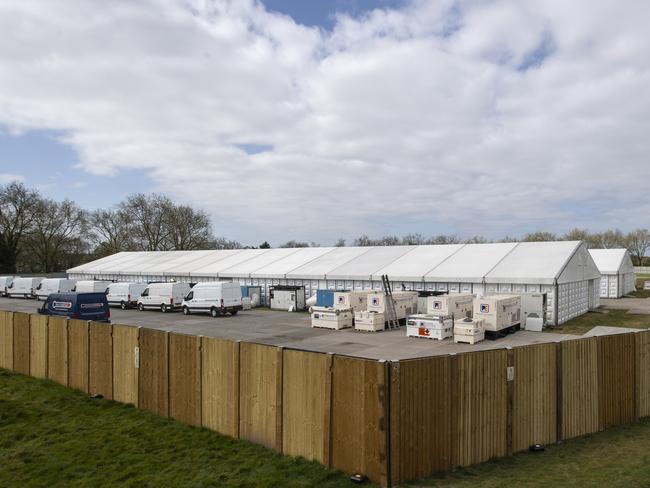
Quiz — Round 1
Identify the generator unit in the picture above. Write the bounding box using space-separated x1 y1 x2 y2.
473 295 521 333
354 311 386 332
333 290 368 313
366 291 418 320
426 293 474 319
311 306 354 330
269 285 306 311
406 314 454 340
416 290 446 314
453 317 485 344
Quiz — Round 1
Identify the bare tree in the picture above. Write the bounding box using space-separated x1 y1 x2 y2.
334 238 346 247
401 233 426 245
465 235 488 244
427 234 462 245
596 229 626 249
208 237 243 250
28 199 87 272
120 193 172 251
166 204 212 250
90 208 134 256
280 240 311 248
625 229 650 265
0 182 41 273
522 231 558 242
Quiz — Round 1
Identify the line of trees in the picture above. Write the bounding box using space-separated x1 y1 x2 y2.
0 182 242 274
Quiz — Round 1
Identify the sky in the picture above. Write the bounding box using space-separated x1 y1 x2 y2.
0 0 649 246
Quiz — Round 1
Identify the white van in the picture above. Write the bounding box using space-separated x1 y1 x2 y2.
0 276 14 297
73 280 112 294
36 278 76 300
106 282 148 309
137 282 191 313
8 277 44 299
182 281 243 317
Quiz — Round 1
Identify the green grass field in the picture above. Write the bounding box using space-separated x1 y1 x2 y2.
548 308 650 335
3 370 650 487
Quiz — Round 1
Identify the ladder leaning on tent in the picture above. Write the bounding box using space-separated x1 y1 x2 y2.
381 275 400 330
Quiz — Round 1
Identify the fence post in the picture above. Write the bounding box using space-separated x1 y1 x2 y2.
555 341 563 443
323 352 334 468
0 311 14 371
506 347 514 456
449 353 459 468
378 360 389 488
389 360 400 487
275 346 284 453
233 340 241 439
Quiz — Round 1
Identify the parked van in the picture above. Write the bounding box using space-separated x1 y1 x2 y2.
0 276 14 297
73 280 111 294
182 281 243 317
38 292 110 323
137 282 191 313
8 277 44 299
35 278 76 300
106 282 148 309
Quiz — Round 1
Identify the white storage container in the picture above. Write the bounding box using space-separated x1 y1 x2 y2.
367 291 418 320
269 285 306 311
406 314 454 340
426 293 474 319
333 291 368 313
0 276 15 297
311 306 353 330
8 277 44 298
354 311 386 332
473 295 521 332
454 317 485 344
36 278 76 300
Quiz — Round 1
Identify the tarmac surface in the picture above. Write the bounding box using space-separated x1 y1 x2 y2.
0 296 642 360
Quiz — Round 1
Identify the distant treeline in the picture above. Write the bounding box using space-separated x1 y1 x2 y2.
1 181 648 273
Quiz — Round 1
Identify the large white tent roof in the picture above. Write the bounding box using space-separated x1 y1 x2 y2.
69 241 599 284
589 249 634 275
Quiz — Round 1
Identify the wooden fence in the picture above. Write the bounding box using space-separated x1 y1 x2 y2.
1 310 649 487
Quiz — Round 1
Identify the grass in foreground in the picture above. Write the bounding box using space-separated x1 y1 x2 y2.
547 308 650 335
0 370 351 488
405 418 650 487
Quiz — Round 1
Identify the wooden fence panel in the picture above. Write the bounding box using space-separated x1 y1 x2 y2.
562 338 599 439
390 356 452 485
47 316 68 385
239 342 282 450
512 343 557 452
201 337 239 437
68 319 89 392
29 315 48 379
89 323 113 399
139 328 169 417
637 331 650 418
598 333 636 429
12 312 30 375
282 349 331 464
0 311 14 370
331 356 386 485
456 349 508 467
169 333 201 426
113 325 139 406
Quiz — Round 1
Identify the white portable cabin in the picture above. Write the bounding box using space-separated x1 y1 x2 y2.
588 249 636 298
36 278 76 300
0 276 14 296
8 277 44 298
67 241 602 325
269 285 306 311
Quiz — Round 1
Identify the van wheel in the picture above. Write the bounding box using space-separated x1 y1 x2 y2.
182 306 190 316
210 307 219 318
231 310 238 316
161 304 168 313
120 301 127 310
138 303 144 311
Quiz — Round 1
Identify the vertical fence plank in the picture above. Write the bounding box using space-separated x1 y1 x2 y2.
513 343 557 452
112 324 139 406
169 333 201 426
323 353 333 468
0 311 14 370
561 338 599 439
239 342 281 450
29 315 48 379
201 337 239 437
12 312 30 375
331 356 384 484
598 333 636 429
89 322 113 399
456 349 508 467
139 328 169 417
282 349 330 463
47 316 68 386
68 319 89 392
636 331 650 418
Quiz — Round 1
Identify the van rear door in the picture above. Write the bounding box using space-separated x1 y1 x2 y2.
77 293 110 322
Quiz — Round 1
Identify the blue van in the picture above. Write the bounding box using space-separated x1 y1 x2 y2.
38 292 111 323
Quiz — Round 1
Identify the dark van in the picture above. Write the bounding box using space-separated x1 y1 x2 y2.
38 292 111 323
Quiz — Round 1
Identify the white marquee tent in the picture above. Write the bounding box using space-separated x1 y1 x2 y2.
588 249 636 298
68 241 601 325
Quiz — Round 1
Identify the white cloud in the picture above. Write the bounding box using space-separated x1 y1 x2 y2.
0 0 649 244
0 173 24 184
